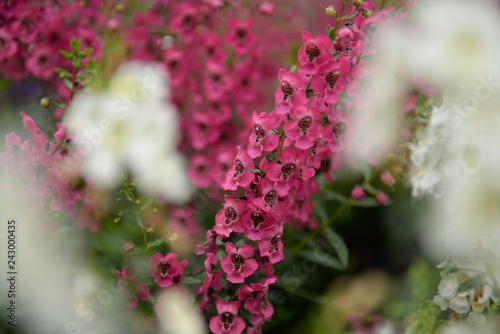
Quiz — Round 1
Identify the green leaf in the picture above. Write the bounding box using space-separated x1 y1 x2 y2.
306 88 315 99
247 168 262 173
300 249 344 270
52 99 67 108
70 38 82 54
182 276 204 284
387 5 405 17
362 183 378 195
324 228 349 268
139 196 154 211
46 130 58 144
59 50 73 60
350 197 379 207
341 10 358 20
62 78 73 90
76 69 94 78
147 238 164 248
80 48 94 57
314 202 328 223
326 24 333 36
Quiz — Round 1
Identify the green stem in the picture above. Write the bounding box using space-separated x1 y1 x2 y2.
292 197 352 255
333 1 348 36
381 0 388 10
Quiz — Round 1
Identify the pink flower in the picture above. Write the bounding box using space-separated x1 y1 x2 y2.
221 242 258 283
241 199 279 241
0 29 18 62
222 147 255 191
115 266 150 308
226 19 255 56
284 105 321 150
238 277 276 321
148 253 188 288
248 111 281 159
198 252 222 294
257 225 284 264
275 69 307 115
298 31 331 75
266 148 305 196
310 59 348 105
26 47 55 80
209 300 245 334
214 195 247 237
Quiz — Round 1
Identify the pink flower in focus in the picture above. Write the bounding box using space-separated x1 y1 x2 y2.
284 104 321 150
298 31 331 75
209 300 245 334
223 147 255 191
238 277 276 321
214 195 247 238
148 252 188 288
275 68 307 115
221 242 258 283
248 111 281 159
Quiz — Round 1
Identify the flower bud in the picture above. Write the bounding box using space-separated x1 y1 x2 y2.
40 97 51 108
354 0 364 7
325 6 337 17
351 185 365 201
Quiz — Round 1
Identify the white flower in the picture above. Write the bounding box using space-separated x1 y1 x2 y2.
64 61 192 203
407 0 500 90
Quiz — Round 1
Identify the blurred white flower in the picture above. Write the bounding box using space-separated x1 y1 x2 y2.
64 61 192 204
155 287 207 334
407 0 500 90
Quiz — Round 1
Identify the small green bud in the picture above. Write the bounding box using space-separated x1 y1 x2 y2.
40 97 51 108
353 0 364 7
325 6 337 17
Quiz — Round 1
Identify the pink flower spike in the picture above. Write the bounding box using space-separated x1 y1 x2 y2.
221 242 258 283
209 300 245 334
375 191 389 205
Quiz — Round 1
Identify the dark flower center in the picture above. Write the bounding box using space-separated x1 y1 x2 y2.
254 125 266 142
298 116 312 134
225 207 237 223
281 163 295 179
281 81 294 99
232 254 245 269
325 71 340 88
333 122 346 138
251 212 264 228
236 28 247 40
306 44 320 61
233 160 244 178
221 312 234 329
271 236 280 251
159 261 171 277
264 190 277 207
168 60 179 72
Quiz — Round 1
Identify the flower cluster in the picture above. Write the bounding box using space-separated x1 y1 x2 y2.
198 2 406 332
